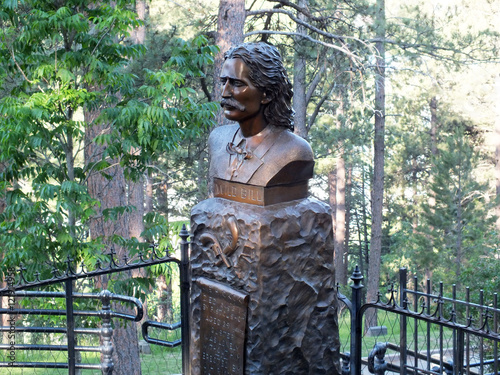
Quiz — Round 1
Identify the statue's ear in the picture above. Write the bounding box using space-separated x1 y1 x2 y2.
261 92 271 105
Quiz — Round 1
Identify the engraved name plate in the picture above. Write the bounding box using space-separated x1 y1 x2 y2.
198 277 249 375
213 178 308 206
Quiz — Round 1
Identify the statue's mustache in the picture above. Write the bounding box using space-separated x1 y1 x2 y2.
220 99 245 112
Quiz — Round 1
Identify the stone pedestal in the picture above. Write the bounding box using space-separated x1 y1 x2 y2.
190 197 340 375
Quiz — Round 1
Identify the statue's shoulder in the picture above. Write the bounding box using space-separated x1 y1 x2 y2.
274 129 314 161
261 129 314 186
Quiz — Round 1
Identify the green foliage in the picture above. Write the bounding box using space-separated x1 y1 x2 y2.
384 120 499 287
0 0 217 275
460 247 500 296
419 123 498 281
122 26 218 218
100 35 218 181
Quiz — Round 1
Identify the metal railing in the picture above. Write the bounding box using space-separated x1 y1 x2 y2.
1 288 143 373
4 231 499 375
339 267 500 375
0 225 191 375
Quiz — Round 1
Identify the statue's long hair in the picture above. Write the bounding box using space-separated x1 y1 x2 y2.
224 42 294 131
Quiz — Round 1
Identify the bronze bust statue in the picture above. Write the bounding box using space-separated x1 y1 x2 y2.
209 42 314 191
193 46 339 375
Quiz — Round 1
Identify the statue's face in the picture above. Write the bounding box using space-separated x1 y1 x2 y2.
220 58 269 126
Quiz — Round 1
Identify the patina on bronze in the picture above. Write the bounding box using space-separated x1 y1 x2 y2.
209 42 314 192
198 277 249 375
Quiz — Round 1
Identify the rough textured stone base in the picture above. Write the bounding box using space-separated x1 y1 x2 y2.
190 197 341 375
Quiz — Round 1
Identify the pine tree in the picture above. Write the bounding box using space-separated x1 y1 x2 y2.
414 122 498 286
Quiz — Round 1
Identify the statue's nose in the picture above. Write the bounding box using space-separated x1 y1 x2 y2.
221 81 232 98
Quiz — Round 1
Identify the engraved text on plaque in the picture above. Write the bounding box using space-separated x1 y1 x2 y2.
198 277 249 375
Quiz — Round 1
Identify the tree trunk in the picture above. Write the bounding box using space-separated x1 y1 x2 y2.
455 174 463 284
213 0 245 126
329 168 337 249
365 0 385 329
334 154 346 285
84 110 141 375
426 96 438 279
333 91 347 284
129 0 147 245
292 0 308 139
361 165 370 276
128 176 147 285
495 74 500 235
130 0 148 44
430 97 438 158
156 179 168 217
145 173 154 215
110 318 142 375
359 165 370 275
343 164 352 284
85 113 130 261
156 274 174 322
129 178 145 242
128 0 147 246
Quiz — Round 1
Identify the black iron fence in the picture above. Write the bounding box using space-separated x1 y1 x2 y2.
0 225 191 375
2 227 499 375
338 266 500 375
1 287 144 373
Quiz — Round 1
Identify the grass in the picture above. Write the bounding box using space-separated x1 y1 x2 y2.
337 307 456 358
0 332 182 375
1 347 182 375
1 308 464 374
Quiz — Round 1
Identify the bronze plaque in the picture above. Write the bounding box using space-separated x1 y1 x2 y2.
198 277 249 375
213 178 308 206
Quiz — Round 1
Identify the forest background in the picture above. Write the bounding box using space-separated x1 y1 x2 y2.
0 0 499 327
0 0 499 373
